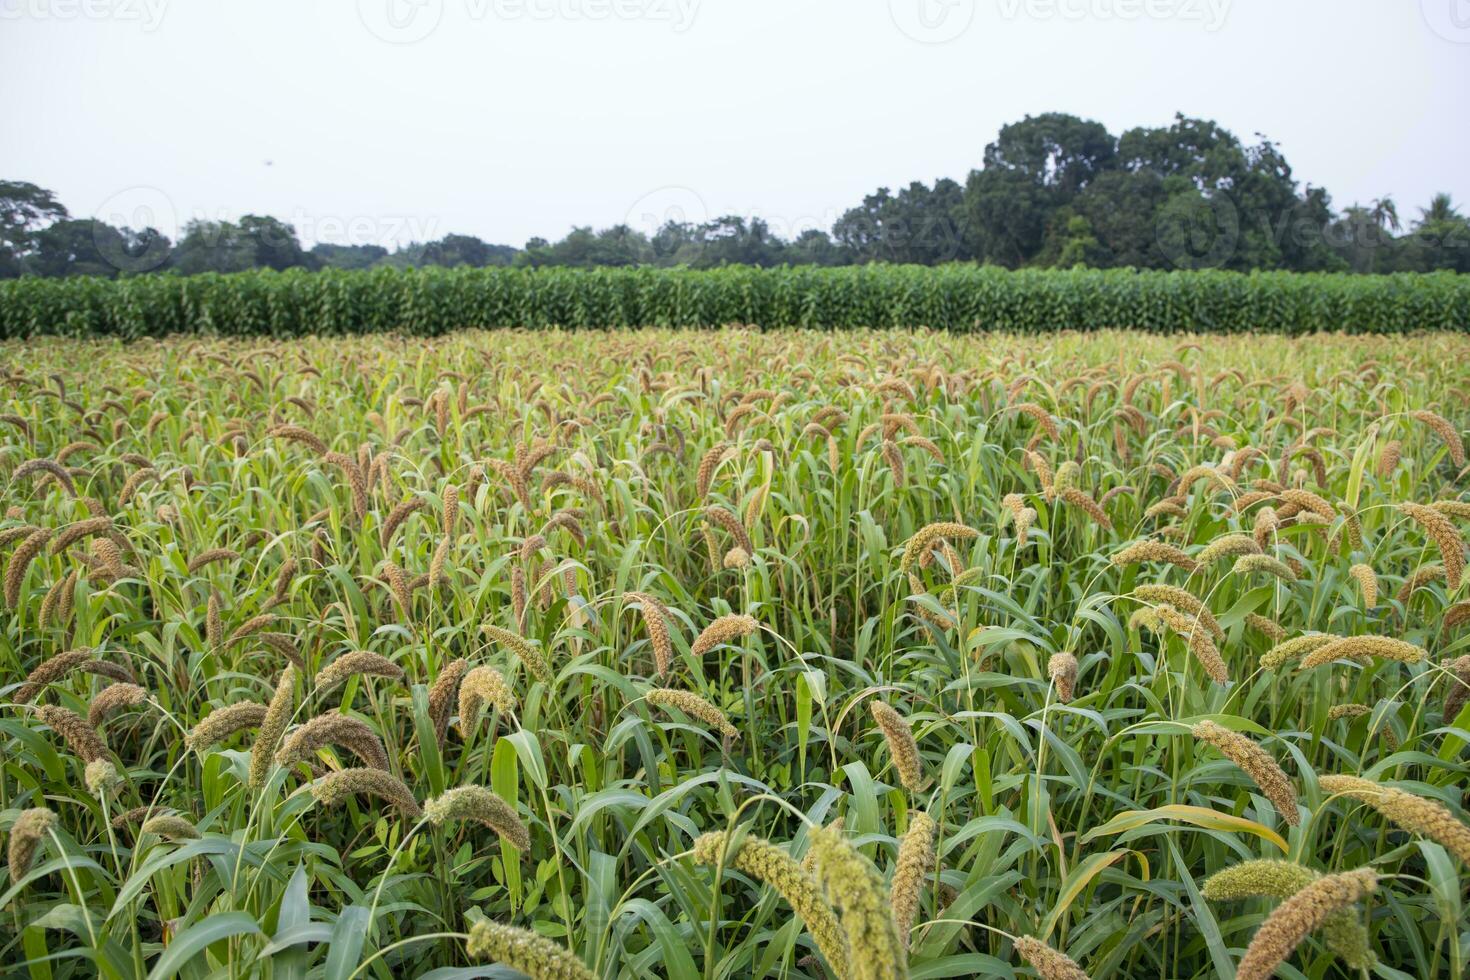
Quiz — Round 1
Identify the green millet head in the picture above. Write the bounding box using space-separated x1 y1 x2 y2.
890 812 937 950
692 829 848 977
140 815 200 841
1235 870 1377 980
1202 860 1375 971
424 785 530 851
809 825 906 980
464 920 594 980
7 807 56 882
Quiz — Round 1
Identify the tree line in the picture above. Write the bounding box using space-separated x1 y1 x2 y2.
4 113 1467 280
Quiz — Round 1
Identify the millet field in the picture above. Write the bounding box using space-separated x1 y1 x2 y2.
2 328 1469 979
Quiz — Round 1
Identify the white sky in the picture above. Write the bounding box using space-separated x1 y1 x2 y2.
2 0 1467 249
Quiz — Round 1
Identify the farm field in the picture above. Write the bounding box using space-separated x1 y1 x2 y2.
1 327 1469 979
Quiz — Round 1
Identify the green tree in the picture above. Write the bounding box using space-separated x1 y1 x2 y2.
0 180 68 278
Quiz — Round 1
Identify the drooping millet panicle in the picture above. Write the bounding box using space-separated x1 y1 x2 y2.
464 920 594 980
267 423 329 455
85 759 119 795
205 591 222 649
1299 635 1427 670
275 713 390 770
458 665 517 735
1232 554 1297 582
47 515 112 555
186 548 240 574
187 702 268 750
425 785 531 851
249 665 296 789
380 561 412 617
88 682 148 728
1377 439 1403 478
1278 487 1336 521
1047 652 1078 703
265 558 298 608
13 458 75 495
1192 721 1299 825
808 826 907 980
1318 774 1470 864
35 704 109 762
1203 860 1376 970
870 701 925 794
880 440 905 488
1445 601 1470 637
428 658 468 747
1133 585 1223 642
1245 613 1287 643
645 688 739 739
1409 409 1466 467
323 451 369 521
1024 450 1054 501
693 443 729 502
0 525 40 549
1234 870 1378 980
1328 704 1372 721
723 547 751 569
1252 506 1280 550
140 815 200 840
1348 564 1377 606
1399 502 1465 591
704 505 753 554
13 648 98 703
690 613 759 657
1431 500 1470 520
1014 936 1091 980
314 650 405 690
5 527 52 608
1110 539 1199 573
510 565 528 625
483 624 552 685
890 811 936 949
7 807 55 882
441 482 459 537
1196 533 1262 563
624 592 675 675
1152 605 1229 684
692 830 848 977
899 522 978 574
1444 655 1470 720
311 767 422 820
1260 634 1338 670
429 535 450 591
379 497 424 548
228 613 277 645
1058 487 1112 530
1397 562 1445 602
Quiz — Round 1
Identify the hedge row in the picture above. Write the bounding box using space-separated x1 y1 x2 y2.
1 265 1466 338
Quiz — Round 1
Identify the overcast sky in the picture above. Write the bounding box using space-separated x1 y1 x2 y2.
3 0 1467 248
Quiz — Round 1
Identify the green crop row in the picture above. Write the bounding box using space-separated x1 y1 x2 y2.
1 265 1467 337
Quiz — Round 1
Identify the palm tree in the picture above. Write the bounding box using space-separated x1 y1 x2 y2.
1417 193 1460 227
1368 196 1401 233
